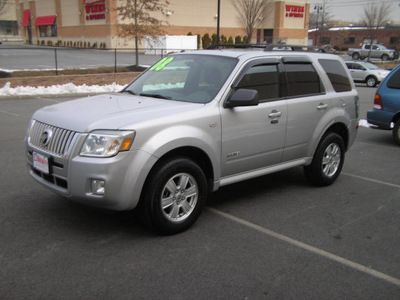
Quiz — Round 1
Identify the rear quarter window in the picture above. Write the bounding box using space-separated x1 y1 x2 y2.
387 68 400 89
319 59 352 92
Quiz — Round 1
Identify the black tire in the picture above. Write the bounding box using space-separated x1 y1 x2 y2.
393 119 400 146
366 76 377 87
381 54 389 61
352 53 360 60
304 133 345 186
141 157 207 235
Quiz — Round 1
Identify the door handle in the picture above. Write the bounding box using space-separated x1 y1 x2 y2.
268 110 282 118
317 103 328 110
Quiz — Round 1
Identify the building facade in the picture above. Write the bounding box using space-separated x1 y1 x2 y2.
16 0 309 48
309 27 400 51
0 0 19 39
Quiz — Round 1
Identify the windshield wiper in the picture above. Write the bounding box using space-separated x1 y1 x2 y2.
139 93 172 100
121 90 137 95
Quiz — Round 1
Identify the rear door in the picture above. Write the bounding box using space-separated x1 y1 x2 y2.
281 56 330 161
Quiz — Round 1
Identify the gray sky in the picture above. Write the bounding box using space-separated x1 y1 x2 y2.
308 0 400 24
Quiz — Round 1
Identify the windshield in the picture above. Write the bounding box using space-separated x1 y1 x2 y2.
123 54 238 103
364 62 380 70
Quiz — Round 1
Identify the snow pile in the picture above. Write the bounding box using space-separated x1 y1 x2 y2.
0 82 126 97
358 119 371 128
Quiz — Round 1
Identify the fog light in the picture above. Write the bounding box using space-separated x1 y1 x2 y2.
91 179 105 195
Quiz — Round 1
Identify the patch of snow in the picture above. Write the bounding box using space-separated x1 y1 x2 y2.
359 119 371 128
0 82 126 96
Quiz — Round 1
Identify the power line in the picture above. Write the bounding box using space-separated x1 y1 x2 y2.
309 0 398 7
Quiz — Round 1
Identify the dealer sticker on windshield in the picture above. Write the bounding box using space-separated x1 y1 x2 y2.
33 152 50 174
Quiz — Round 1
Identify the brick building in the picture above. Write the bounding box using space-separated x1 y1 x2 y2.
17 0 310 48
309 27 400 51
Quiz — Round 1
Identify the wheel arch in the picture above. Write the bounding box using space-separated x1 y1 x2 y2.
141 146 215 200
323 122 349 150
392 111 400 125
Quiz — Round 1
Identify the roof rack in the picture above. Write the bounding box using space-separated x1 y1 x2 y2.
207 44 326 53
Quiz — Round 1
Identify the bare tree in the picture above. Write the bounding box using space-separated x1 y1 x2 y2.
230 0 273 43
309 0 332 30
116 0 170 68
0 0 9 14
361 2 392 61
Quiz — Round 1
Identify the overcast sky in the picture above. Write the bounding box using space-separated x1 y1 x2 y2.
308 0 400 24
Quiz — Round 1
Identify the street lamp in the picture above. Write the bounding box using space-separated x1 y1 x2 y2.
314 5 323 46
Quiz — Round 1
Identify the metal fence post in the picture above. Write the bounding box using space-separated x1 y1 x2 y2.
54 48 58 75
114 49 117 73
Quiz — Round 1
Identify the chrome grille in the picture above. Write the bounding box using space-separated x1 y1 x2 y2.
28 120 77 156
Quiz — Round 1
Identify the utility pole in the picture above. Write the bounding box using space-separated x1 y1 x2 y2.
217 0 221 45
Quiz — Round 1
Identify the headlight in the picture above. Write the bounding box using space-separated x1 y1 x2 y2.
80 130 135 157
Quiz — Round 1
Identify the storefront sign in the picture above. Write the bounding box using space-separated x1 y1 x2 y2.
285 5 304 18
85 0 106 21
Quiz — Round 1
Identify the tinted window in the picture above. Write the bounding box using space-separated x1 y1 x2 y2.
387 68 400 89
284 63 322 97
319 59 352 92
237 64 280 100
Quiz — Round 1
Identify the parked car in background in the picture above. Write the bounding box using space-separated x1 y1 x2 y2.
345 61 391 87
367 64 400 145
347 44 396 61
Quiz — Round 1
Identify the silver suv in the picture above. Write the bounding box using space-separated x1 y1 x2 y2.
26 48 359 234
345 61 390 87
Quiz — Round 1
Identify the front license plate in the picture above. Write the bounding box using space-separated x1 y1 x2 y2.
33 152 50 174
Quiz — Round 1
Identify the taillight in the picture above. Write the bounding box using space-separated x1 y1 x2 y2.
373 94 383 110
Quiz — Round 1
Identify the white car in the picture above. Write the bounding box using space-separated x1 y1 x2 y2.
345 61 391 87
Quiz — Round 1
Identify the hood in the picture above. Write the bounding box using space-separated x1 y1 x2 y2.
32 93 204 132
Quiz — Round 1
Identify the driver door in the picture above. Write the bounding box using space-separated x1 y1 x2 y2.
220 60 287 177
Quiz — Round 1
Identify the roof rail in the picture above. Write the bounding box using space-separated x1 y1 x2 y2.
207 44 326 53
207 44 266 50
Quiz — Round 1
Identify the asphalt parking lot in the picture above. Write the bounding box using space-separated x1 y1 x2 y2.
0 86 399 299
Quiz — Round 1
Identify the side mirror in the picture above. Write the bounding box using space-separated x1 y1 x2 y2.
224 89 259 108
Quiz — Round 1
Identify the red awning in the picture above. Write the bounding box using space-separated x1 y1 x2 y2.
34 15 56 26
22 10 30 27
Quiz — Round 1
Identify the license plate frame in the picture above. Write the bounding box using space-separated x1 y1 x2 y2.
33 152 50 175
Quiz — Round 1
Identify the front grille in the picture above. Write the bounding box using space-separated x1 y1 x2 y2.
28 120 77 156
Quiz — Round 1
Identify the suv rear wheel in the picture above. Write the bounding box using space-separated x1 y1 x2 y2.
366 76 377 87
352 53 360 60
393 120 400 146
304 133 345 186
141 157 207 235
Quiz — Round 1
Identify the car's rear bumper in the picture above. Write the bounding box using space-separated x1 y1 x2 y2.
367 109 394 130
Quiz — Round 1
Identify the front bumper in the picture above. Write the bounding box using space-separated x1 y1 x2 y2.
27 145 157 211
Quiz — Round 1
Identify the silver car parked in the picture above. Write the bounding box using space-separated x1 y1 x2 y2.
26 47 359 234
345 61 390 87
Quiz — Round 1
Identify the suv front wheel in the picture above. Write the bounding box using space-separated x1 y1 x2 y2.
141 157 207 235
304 133 345 186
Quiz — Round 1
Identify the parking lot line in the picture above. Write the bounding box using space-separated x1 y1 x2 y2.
343 172 400 189
0 109 20 117
207 207 400 287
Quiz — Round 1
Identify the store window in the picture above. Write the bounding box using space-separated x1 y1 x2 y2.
39 25 57 37
390 37 399 46
344 37 355 45
0 21 18 36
